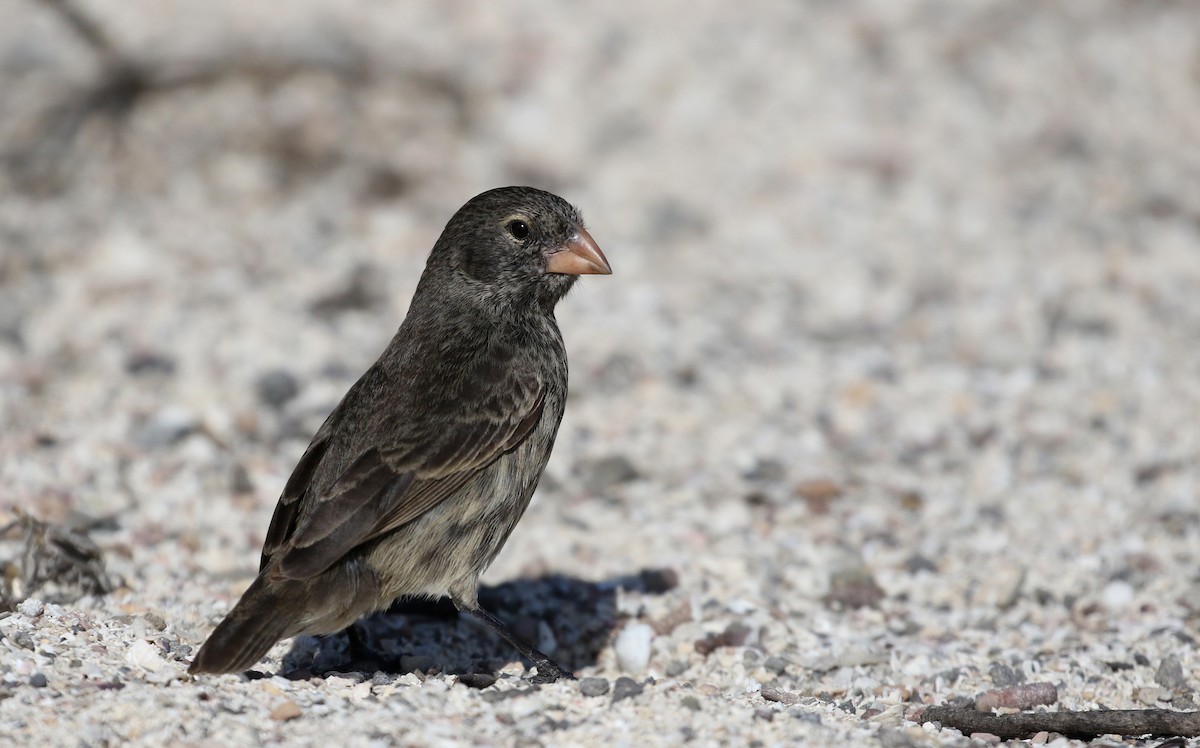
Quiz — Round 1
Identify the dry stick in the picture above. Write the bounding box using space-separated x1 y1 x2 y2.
37 0 121 61
15 0 368 192
37 0 372 92
922 706 1200 740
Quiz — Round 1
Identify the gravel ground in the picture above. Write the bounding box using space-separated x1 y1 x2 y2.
2 1 1200 746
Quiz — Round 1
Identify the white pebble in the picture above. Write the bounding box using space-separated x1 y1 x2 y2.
17 598 44 618
125 639 167 673
1102 580 1134 610
614 622 654 673
727 599 757 615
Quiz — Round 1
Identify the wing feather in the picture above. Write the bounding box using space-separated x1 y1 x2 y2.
267 367 547 581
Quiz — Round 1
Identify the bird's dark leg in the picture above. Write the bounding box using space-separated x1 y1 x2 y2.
344 621 375 665
453 598 574 683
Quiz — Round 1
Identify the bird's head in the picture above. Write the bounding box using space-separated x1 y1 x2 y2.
428 186 611 310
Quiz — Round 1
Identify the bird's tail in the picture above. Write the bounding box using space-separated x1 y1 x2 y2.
189 574 302 675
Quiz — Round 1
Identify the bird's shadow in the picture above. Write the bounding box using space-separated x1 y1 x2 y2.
271 569 676 682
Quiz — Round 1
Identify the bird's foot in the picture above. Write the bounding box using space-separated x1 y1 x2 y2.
528 659 575 684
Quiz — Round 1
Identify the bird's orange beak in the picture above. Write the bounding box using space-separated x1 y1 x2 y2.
546 228 611 275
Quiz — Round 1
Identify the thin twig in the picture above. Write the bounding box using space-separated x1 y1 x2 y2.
922 706 1200 740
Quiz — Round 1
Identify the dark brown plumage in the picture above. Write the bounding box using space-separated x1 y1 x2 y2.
189 186 610 682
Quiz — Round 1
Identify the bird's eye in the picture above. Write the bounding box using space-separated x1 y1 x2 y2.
506 219 530 241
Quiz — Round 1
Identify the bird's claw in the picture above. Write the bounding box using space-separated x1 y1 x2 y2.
529 662 575 684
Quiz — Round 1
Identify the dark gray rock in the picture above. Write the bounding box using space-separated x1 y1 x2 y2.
577 455 639 493
579 677 609 697
764 656 788 675
256 369 300 409
611 676 643 702
1155 654 1189 690
989 661 1022 687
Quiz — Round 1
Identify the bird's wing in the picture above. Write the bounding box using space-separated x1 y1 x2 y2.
263 365 547 581
259 434 330 572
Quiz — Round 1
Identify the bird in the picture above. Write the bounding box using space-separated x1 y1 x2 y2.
189 186 611 682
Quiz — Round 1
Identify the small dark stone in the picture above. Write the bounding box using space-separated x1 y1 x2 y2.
638 567 679 594
979 503 1006 522
611 676 643 702
29 673 47 688
458 673 498 689
230 462 255 494
794 478 844 508
309 265 383 317
904 554 938 574
673 366 699 387
764 656 788 675
577 455 639 492
1135 460 1181 485
694 621 753 655
694 633 719 655
989 662 1022 687
256 369 300 409
361 165 411 202
790 708 821 725
824 566 885 609
1155 654 1189 690
1105 660 1134 672
680 695 702 711
753 709 775 721
0 296 24 349
743 649 763 668
743 491 771 508
399 655 435 674
762 687 799 705
143 613 167 631
723 622 751 647
1135 653 1151 667
578 677 609 697
481 685 539 703
538 717 571 733
665 660 689 677
859 705 888 725
371 672 396 686
743 458 786 483
125 351 176 376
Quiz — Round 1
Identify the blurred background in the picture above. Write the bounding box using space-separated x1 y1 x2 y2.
1 0 1200 728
